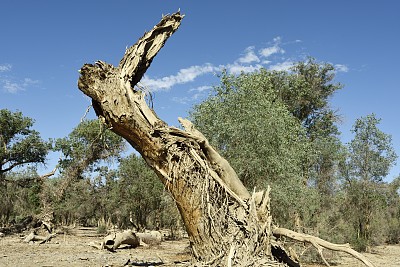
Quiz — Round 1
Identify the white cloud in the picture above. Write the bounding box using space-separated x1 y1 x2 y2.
259 37 285 58
3 81 21 93
2 78 39 93
237 46 260 64
142 63 219 91
0 64 12 72
189 85 212 92
335 64 349 73
22 78 39 86
172 93 205 105
260 46 283 58
141 37 303 94
268 61 294 71
172 86 213 105
1 64 40 93
225 63 263 75
273 36 281 43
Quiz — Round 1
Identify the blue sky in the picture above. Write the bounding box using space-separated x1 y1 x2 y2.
1 1 399 180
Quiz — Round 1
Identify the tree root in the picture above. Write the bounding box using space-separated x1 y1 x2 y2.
272 227 375 267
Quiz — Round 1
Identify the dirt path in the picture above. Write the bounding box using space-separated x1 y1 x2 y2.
0 229 399 266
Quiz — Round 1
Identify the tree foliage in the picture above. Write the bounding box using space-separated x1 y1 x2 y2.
347 114 397 182
117 154 164 228
54 119 125 173
190 59 343 228
340 114 398 251
0 109 51 179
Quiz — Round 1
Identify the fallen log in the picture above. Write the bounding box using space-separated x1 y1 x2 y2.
103 230 140 251
137 230 162 246
23 231 57 244
89 229 162 251
89 230 140 251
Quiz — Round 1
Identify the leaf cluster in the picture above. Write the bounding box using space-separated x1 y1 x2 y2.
0 109 51 176
54 119 125 171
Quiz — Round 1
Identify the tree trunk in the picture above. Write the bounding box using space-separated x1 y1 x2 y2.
77 11 374 267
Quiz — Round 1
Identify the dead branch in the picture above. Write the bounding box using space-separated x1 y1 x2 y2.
38 165 58 180
23 231 57 244
90 230 140 251
124 258 164 266
272 227 375 267
104 230 140 251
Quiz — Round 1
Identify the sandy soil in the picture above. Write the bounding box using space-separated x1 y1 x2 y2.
0 227 191 267
0 228 399 266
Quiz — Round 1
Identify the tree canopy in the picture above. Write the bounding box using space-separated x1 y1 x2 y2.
0 109 51 179
189 59 344 227
340 113 398 250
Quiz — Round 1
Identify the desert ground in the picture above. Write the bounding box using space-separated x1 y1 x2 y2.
0 227 399 267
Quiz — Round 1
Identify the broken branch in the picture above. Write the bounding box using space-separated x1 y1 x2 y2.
272 227 375 267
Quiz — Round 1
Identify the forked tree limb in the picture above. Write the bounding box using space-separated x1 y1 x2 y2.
178 117 250 199
119 12 184 87
272 227 375 267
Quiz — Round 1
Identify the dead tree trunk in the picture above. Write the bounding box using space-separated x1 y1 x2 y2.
77 11 374 267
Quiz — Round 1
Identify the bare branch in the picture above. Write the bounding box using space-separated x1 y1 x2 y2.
273 227 375 267
119 11 184 86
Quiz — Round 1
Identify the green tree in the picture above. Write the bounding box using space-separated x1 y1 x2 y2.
0 109 50 224
47 119 125 224
385 176 400 244
284 59 342 128
54 119 125 173
341 114 397 251
117 154 165 229
189 60 343 227
282 58 344 196
0 109 51 180
1 168 46 227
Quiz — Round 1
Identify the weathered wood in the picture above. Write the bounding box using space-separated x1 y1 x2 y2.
137 230 162 246
23 231 57 244
103 230 140 251
77 11 374 267
77 11 278 266
273 227 375 267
